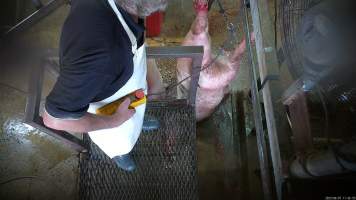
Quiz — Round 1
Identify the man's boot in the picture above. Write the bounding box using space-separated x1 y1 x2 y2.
112 154 136 172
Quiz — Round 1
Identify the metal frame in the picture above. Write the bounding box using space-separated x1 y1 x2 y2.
242 2 273 199
25 46 203 152
243 0 290 199
147 46 203 105
24 53 87 152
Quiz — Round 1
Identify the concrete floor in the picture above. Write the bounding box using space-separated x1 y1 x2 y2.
0 1 264 199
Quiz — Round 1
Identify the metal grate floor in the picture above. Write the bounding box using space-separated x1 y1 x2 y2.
79 101 198 200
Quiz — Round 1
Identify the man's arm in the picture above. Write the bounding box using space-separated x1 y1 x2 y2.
43 98 135 133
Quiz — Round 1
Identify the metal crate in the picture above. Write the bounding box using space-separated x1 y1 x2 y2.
79 101 197 200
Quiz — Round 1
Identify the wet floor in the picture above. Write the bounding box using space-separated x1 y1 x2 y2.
0 85 79 200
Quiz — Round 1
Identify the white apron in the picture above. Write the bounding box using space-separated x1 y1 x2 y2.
87 0 147 158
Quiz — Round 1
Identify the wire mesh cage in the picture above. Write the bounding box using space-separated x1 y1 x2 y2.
77 47 203 200
79 101 198 200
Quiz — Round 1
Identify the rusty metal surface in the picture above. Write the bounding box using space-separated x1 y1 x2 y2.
79 101 198 200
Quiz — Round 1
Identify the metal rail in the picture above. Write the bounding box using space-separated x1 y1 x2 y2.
247 0 290 199
242 1 273 199
1 0 68 41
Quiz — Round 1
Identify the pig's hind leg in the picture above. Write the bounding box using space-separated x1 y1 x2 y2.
199 39 247 89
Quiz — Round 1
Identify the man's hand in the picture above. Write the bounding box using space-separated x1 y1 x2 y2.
109 98 136 127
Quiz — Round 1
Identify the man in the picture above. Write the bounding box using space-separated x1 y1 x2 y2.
43 0 167 172
177 0 248 121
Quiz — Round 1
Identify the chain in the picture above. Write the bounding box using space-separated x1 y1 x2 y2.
148 0 240 98
216 0 238 48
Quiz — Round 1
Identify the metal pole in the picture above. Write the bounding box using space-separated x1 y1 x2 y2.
248 0 286 199
242 1 274 199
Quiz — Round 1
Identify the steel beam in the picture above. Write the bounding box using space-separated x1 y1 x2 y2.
146 46 203 59
189 56 202 106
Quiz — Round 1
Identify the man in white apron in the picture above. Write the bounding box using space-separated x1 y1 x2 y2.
43 0 167 172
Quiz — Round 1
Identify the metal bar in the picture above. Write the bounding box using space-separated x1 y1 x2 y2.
2 0 68 40
28 119 86 152
188 54 203 105
249 0 288 199
146 46 204 59
25 56 44 123
25 57 87 152
146 99 189 108
242 1 273 199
